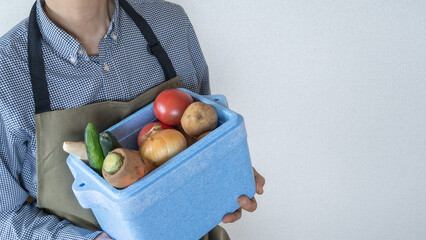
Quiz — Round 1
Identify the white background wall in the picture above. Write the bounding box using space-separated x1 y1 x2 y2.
1 1 426 240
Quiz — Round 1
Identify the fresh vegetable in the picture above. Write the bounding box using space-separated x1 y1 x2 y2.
137 122 173 147
63 141 88 160
102 148 155 189
153 89 194 126
181 102 218 137
140 129 187 167
197 131 212 141
100 131 122 157
85 122 104 174
176 125 197 147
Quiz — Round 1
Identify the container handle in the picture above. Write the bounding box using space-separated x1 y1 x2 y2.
67 155 108 208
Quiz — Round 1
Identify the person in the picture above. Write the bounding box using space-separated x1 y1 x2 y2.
0 0 266 239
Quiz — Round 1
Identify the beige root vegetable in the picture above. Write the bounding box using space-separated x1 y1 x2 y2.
63 141 88 160
140 129 187 167
181 102 218 137
176 125 197 147
196 131 212 141
102 148 155 189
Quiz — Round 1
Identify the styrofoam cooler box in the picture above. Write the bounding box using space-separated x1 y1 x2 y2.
67 89 256 240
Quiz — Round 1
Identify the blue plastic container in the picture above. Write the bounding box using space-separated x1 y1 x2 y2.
67 89 256 240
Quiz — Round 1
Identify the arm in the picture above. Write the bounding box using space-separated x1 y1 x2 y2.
0 114 103 240
187 20 211 95
0 203 103 239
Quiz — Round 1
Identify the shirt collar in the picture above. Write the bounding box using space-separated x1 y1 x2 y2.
35 0 121 65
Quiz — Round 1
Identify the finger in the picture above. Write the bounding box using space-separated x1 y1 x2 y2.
256 182 264 195
253 168 265 194
222 208 242 224
238 196 257 212
253 167 265 187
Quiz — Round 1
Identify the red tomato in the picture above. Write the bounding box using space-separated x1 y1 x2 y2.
137 122 173 147
153 89 194 126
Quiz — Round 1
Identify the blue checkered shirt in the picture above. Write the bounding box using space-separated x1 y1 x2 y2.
0 0 210 239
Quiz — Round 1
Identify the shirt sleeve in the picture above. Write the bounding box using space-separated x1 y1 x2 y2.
0 114 102 240
187 20 211 95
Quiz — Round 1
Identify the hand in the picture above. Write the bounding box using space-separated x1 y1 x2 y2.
95 232 113 240
222 167 265 223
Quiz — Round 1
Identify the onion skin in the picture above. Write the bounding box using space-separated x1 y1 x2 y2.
140 129 187 167
102 148 155 189
137 122 172 147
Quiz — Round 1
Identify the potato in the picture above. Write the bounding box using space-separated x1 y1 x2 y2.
181 102 218 137
176 126 197 147
197 131 212 141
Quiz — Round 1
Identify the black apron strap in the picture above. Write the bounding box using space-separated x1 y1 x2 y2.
28 0 177 114
28 2 51 114
119 0 177 80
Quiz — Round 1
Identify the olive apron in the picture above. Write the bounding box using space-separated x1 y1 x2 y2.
28 0 229 239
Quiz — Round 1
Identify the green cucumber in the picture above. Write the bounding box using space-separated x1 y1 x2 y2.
85 122 104 174
99 131 122 157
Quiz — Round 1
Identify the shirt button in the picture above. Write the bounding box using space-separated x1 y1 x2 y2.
70 57 77 64
78 49 84 56
103 63 110 71
111 33 118 41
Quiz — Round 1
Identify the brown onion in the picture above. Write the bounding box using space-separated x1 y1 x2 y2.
139 129 187 166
